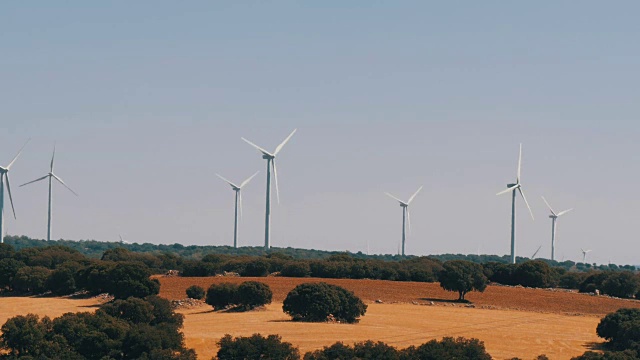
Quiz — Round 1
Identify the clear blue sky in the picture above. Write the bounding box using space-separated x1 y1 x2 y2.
1 2 639 264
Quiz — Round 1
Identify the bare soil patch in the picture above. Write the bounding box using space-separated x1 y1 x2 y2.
158 276 640 316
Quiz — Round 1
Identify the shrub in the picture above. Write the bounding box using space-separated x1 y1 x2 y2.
438 260 488 301
239 258 271 277
513 260 553 288
601 272 640 299
237 281 273 310
404 337 492 360
558 272 587 289
206 283 238 310
217 334 300 360
12 266 51 293
596 308 640 350
104 262 161 299
45 267 77 295
281 261 311 277
186 285 205 300
282 282 367 323
0 258 25 290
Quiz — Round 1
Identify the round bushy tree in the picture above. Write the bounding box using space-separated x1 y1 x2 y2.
280 261 311 277
206 283 239 310
601 272 640 299
282 282 367 323
237 281 272 310
185 285 205 300
217 334 300 360
439 260 488 301
596 308 640 350
513 260 553 288
12 266 51 294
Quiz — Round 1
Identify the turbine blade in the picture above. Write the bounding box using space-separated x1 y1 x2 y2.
557 208 573 217
6 138 30 170
274 129 297 155
272 160 280 204
19 175 49 187
5 174 16 219
541 196 556 216
241 137 273 157
407 186 423 204
518 187 534 220
52 174 79 196
240 171 260 188
216 174 239 188
385 192 406 205
496 185 518 196
517 143 522 182
50 144 57 172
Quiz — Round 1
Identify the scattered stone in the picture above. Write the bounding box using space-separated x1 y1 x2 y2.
164 270 180 277
171 298 205 310
375 299 383 304
429 301 434 305
223 271 240 277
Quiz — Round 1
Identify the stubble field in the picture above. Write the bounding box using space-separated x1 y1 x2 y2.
3 277 640 359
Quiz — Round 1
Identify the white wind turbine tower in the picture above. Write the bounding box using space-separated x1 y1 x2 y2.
385 186 423 257
216 171 259 248
20 145 78 241
241 129 297 249
0 140 30 244
542 196 573 261
581 248 592 263
496 144 535 264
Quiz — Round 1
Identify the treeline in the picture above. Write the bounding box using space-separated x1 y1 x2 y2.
0 244 159 298
5 235 637 272
0 296 196 359
2 241 639 300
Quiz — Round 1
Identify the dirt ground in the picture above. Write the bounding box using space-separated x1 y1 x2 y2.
158 276 640 316
3 277 640 359
178 302 601 360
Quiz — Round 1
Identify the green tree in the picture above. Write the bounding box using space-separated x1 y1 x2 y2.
601 272 640 299
12 266 51 293
513 260 553 288
237 281 273 310
596 308 640 350
282 282 367 323
0 258 25 290
206 283 239 310
439 260 488 301
404 337 492 360
186 285 205 300
217 334 300 360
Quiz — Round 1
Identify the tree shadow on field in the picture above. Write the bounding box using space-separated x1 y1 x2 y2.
193 309 216 315
420 297 472 304
584 341 606 351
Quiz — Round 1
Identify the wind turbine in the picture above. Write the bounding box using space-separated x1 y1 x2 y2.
496 144 535 264
531 245 542 259
0 139 30 244
20 145 78 241
581 248 592 263
241 129 297 249
385 186 423 256
542 196 573 261
216 171 259 248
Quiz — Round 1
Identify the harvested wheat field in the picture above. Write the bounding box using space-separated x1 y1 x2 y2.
0 296 103 326
157 276 640 359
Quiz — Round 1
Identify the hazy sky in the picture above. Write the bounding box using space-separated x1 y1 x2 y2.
1 2 639 264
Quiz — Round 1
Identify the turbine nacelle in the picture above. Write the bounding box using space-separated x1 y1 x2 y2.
0 167 7 173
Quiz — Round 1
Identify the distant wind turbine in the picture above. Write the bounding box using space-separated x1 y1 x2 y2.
531 245 542 259
581 248 592 263
542 196 573 261
385 186 423 256
216 171 259 248
497 144 535 264
241 129 297 249
20 145 78 241
0 139 30 244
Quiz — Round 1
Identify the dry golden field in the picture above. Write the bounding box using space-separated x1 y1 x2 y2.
3 277 640 359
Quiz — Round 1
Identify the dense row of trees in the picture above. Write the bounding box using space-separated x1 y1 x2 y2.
216 334 495 360
0 244 159 299
5 235 637 271
0 296 196 359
